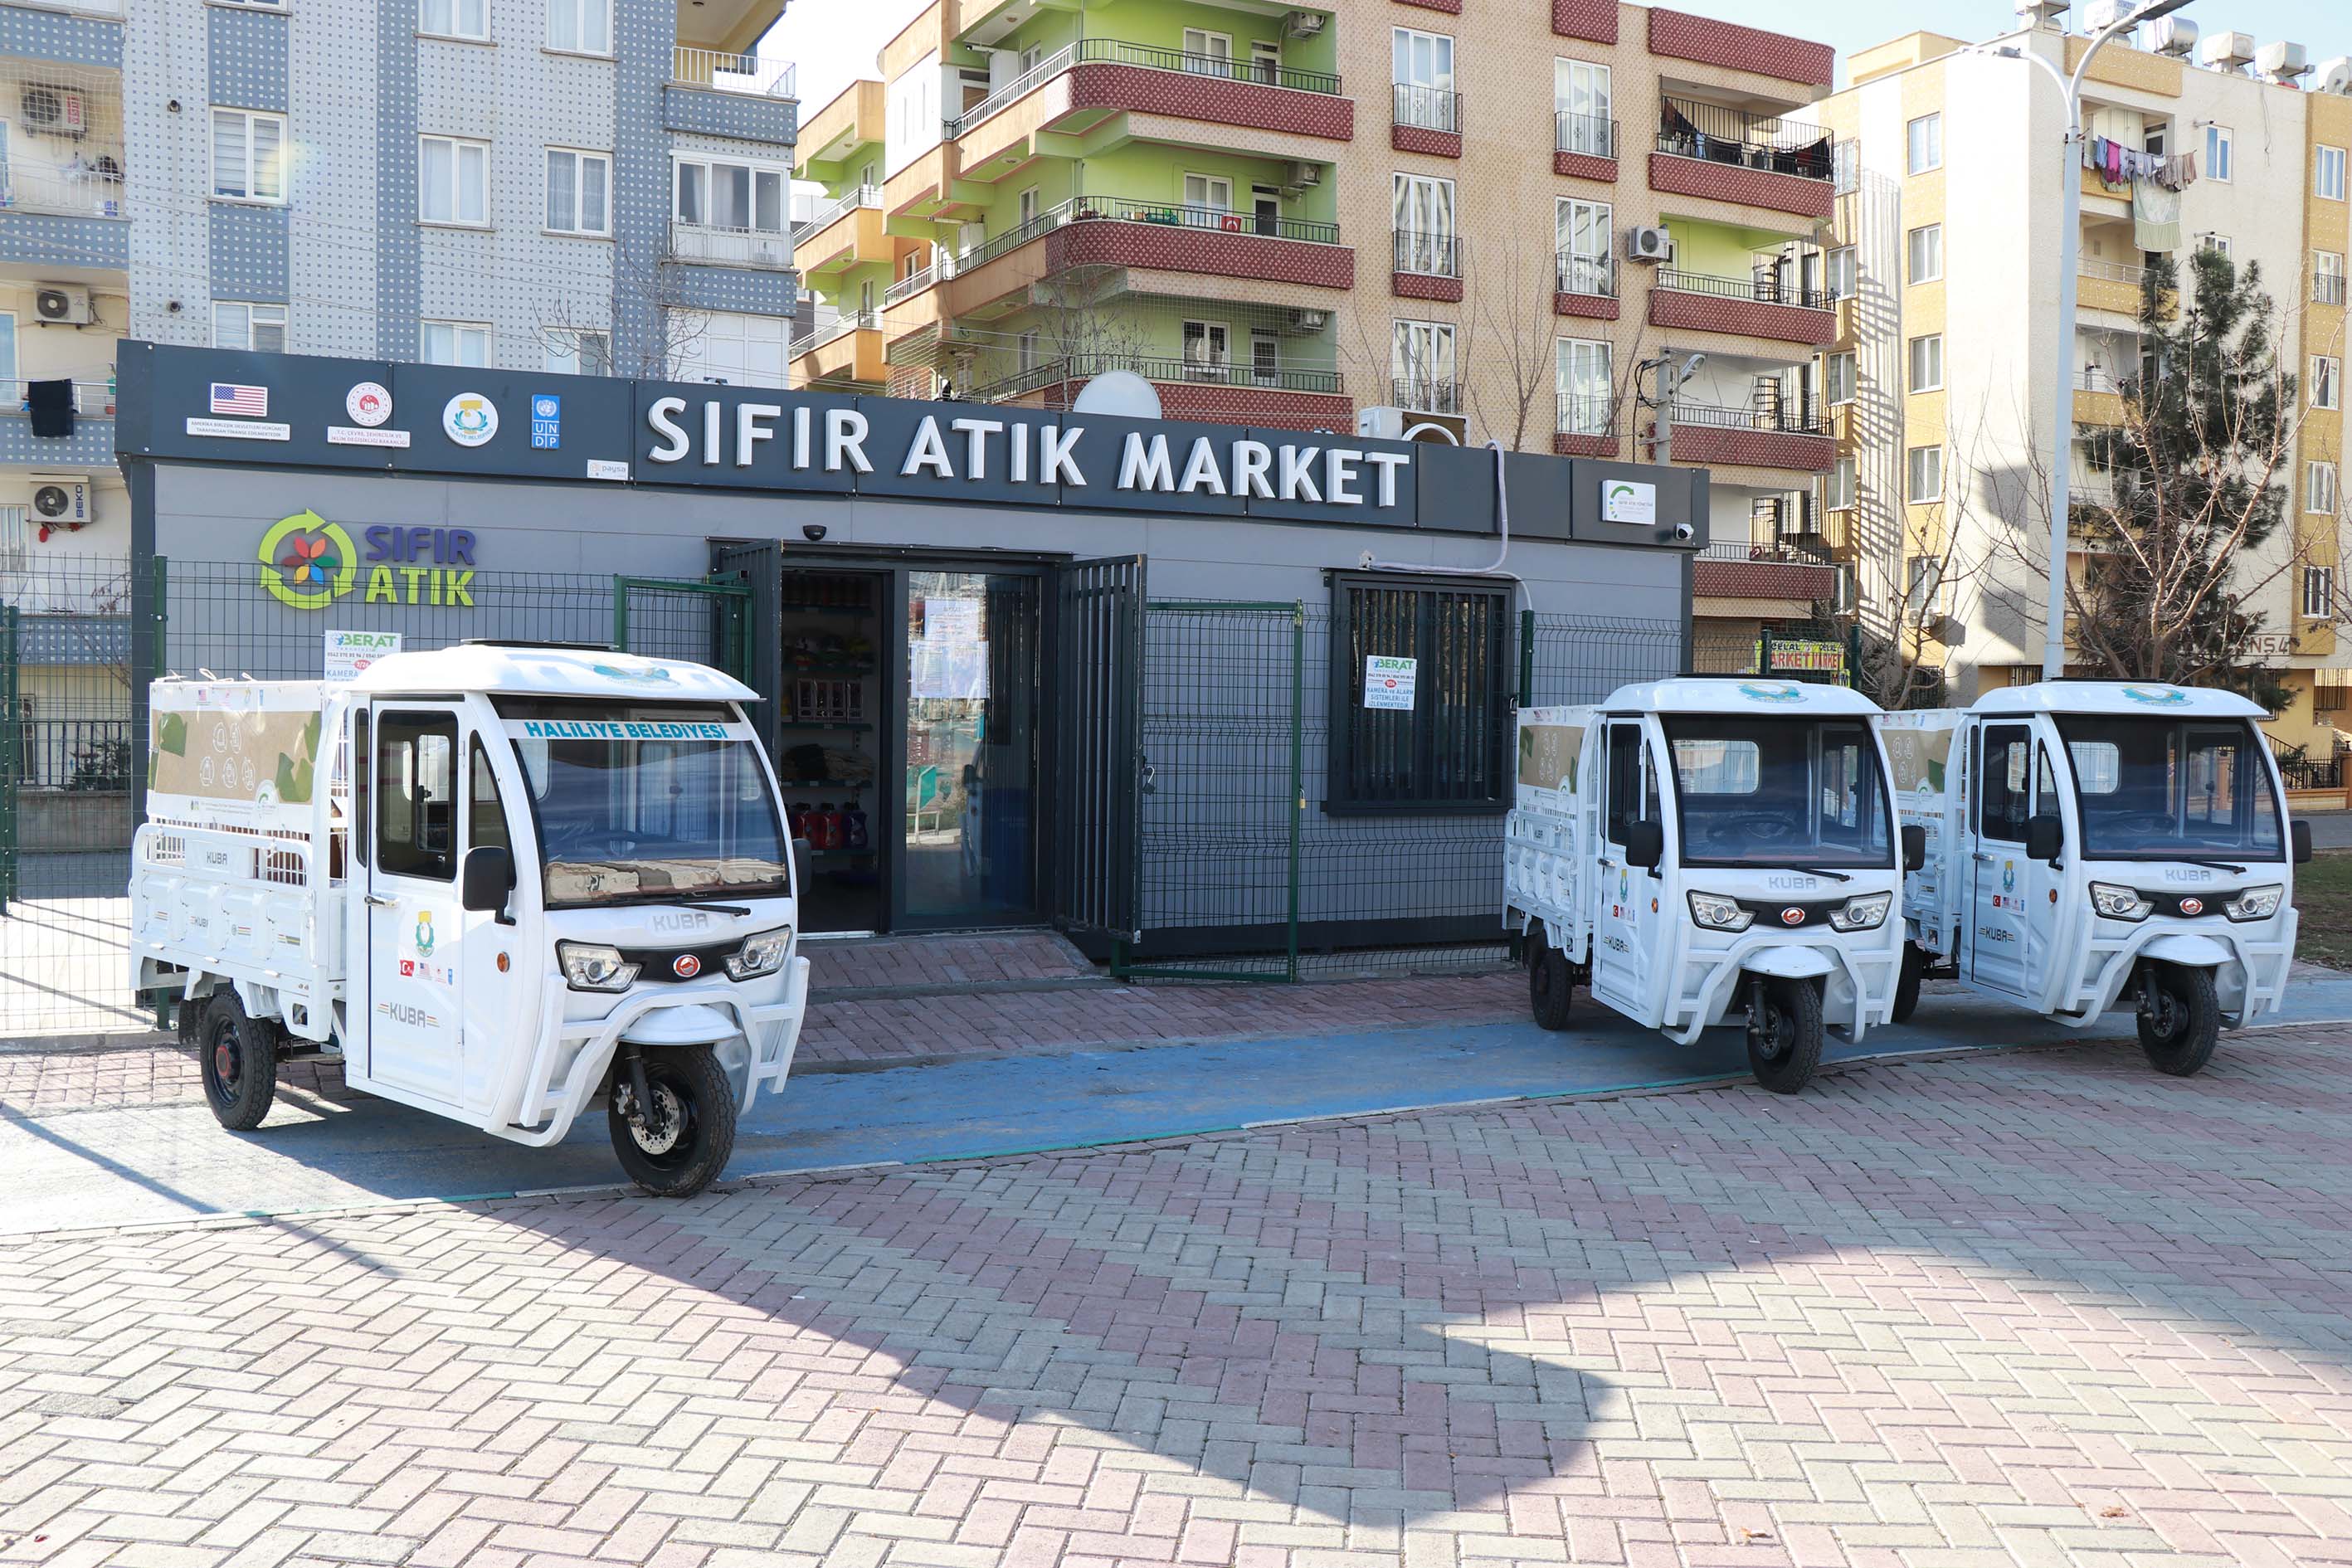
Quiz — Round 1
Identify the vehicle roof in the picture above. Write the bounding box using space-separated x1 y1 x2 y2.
1600 677 1885 717
1967 680 2266 719
348 644 756 703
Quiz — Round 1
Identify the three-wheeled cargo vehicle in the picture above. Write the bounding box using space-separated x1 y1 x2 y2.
1879 679 2308 1075
1505 677 1920 1091
131 644 810 1195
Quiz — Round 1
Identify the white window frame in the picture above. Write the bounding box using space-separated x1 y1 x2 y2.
545 147 611 236
1909 334 1944 394
419 134 490 226
211 107 287 205
1393 173 1456 274
1555 336 1611 435
1906 444 1943 504
2304 564 2335 621
547 0 612 56
2315 356 2343 411
1181 27 1234 73
1826 246 1858 301
1249 328 1280 385
2320 145 2349 202
2311 461 2341 517
2205 123 2233 183
418 0 488 41
1906 113 1941 175
1906 223 1942 285
1826 352 1856 406
212 300 287 353
2200 231 2233 257
1016 186 1040 228
545 328 611 377
1828 455 1857 511
1391 318 1456 401
1181 172 1233 216
1392 27 1454 90
2319 250 2348 306
1181 319 1230 377
421 319 494 368
673 153 791 234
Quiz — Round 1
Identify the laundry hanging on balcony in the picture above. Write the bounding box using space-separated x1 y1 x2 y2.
2131 180 2182 256
26 379 74 439
2081 136 2196 193
1658 100 1831 181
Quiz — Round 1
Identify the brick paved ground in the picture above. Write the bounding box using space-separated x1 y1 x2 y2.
2 1025 2348 1567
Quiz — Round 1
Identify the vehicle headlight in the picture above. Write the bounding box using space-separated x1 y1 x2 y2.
1687 891 1753 932
726 928 793 980
558 941 640 992
1829 891 1892 932
2090 882 2154 922
2224 884 2283 922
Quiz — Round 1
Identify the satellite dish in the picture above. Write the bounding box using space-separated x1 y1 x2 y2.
1069 370 1162 419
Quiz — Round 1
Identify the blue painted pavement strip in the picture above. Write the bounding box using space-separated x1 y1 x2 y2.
7 976 2352 1235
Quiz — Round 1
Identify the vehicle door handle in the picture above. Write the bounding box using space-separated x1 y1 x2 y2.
1971 853 1993 863
365 894 397 908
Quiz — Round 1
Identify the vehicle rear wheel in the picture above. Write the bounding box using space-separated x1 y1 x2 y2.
200 993 280 1132
1746 977 1824 1094
1891 941 1926 1025
1528 935 1574 1031
2137 962 2220 1077
609 1045 738 1197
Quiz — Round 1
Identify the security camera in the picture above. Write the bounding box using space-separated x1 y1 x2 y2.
801 523 828 543
1672 522 1697 543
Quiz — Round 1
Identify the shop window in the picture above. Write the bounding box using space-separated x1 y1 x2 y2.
1327 575 1511 814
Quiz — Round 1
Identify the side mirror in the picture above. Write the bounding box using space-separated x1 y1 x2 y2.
460 845 514 916
2293 818 2314 865
1623 819 1665 872
1902 824 1927 874
791 835 813 896
2025 813 2064 863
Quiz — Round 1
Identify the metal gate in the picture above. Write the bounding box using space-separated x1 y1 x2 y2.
0 605 18 914
1050 556 1146 948
708 542 783 757
611 573 754 679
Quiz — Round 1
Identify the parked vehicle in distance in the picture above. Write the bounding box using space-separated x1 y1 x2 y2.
1880 679 2310 1075
131 644 810 1195
1506 677 1920 1092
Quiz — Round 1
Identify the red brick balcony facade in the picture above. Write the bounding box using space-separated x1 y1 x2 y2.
1001 362 1351 432
1666 423 1836 472
1553 0 1618 43
1647 152 1833 221
1554 432 1620 457
1067 60 1354 142
1048 209 1354 290
1646 274 1836 345
1394 123 1460 158
1647 7 1834 87
1692 558 1840 600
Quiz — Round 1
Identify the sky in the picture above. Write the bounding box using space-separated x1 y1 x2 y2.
767 0 2345 116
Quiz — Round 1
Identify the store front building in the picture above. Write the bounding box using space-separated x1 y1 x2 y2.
114 343 1711 960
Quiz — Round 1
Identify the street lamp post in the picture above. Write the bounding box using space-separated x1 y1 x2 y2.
1973 0 2191 680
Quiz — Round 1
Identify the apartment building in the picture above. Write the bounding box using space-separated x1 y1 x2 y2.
1814 12 2352 738
0 0 798 582
791 0 1849 651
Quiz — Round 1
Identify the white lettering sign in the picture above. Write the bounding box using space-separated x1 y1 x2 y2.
324 629 401 682
1364 655 1418 711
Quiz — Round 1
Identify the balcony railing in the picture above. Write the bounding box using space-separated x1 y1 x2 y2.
1700 536 1834 567
1556 393 1615 436
2317 273 2348 307
791 309 881 356
1392 229 1458 278
946 37 1343 139
1554 110 1616 159
0 163 128 219
1655 267 1832 312
1669 398 1828 437
2073 367 2133 392
1391 376 1460 414
2 379 116 415
883 264 935 306
1392 83 1459 134
792 183 880 246
36 0 124 14
4 718 130 792
672 46 796 98
1658 96 1832 182
668 222 792 269
1556 251 1615 297
972 353 1344 403
2080 258 2149 286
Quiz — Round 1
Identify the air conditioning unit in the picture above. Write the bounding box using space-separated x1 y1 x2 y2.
2318 56 2352 95
2148 17 2199 56
1285 161 1321 189
1357 407 1463 445
28 475 90 526
2198 30 2255 71
2081 0 2130 32
1283 10 1326 39
2014 0 2068 26
33 284 92 325
1283 307 1329 334
1625 225 1673 264
2256 40 2311 81
20 84 85 136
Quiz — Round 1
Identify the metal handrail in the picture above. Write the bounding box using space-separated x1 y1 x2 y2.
791 309 881 355
1392 229 1458 278
1391 376 1460 414
2316 274 2348 307
1392 83 1459 134
1699 537 1834 567
667 222 792 269
792 183 879 245
2079 257 2148 285
947 37 1342 139
2072 367 2132 392
1657 95 1832 181
882 265 935 306
671 46 796 98
1553 110 1616 159
0 379 118 414
972 353 1344 402
1655 267 1832 312
0 162 129 219
1555 393 1615 437
1555 251 1615 297
1668 398 1829 436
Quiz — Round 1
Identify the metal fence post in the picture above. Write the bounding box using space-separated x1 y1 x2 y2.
1288 600 1304 982
611 574 630 652
1 604 17 914
1517 608 1535 709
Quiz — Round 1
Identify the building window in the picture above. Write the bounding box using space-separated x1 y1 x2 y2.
1553 58 1611 156
421 319 493 367
2320 145 2350 202
548 0 611 54
1392 27 1456 133
675 155 786 233
545 329 611 377
1906 444 1942 504
1392 173 1456 275
1327 575 1512 814
1906 555 1944 620
2312 461 2341 517
420 134 489 226
1828 455 1857 510
1556 197 1611 295
2319 251 2348 307
1391 319 1455 411
1906 113 1941 174
2199 231 2232 257
2304 566 2335 621
1826 246 1858 300
2204 123 2232 183
2315 356 2343 411
546 149 611 235
1556 336 1611 435
419 0 487 39
1826 352 1856 405
1181 319 1230 378
1908 334 1943 393
1906 223 1942 284
211 108 286 203
1181 27 1233 71
212 300 286 353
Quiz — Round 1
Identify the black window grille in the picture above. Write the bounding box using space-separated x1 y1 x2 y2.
1326 573 1511 814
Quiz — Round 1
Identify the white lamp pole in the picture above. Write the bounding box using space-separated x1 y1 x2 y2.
1975 0 2192 681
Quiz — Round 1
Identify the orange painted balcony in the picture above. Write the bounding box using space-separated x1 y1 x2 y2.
791 310 884 387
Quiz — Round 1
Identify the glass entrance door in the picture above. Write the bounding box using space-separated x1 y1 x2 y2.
902 571 1040 926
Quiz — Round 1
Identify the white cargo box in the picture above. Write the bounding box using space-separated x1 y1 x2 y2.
146 679 334 835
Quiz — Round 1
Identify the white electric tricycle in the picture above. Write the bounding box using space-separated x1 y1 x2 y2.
1880 679 2308 1075
1505 677 1921 1092
131 644 811 1195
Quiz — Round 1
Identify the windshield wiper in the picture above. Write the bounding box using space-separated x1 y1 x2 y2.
588 891 759 916
2182 858 2247 875
1760 864 1852 884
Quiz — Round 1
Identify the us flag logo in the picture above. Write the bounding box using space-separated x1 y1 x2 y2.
210 382 268 416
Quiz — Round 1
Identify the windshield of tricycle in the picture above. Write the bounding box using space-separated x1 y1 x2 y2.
495 698 791 908
1662 715 1894 869
2054 714 2283 862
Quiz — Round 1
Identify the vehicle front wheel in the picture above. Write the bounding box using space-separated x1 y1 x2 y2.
1746 976 1824 1094
200 993 280 1131
609 1045 738 1197
2137 962 2220 1077
1528 935 1575 1031
1891 941 1926 1025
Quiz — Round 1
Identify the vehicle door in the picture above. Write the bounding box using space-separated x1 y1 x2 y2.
365 706 466 1103
457 733 529 1113
1966 721 2033 995
1590 718 1661 1016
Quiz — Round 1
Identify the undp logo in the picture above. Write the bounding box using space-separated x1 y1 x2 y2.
257 509 357 610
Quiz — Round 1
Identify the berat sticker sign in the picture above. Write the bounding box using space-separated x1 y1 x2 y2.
1365 655 1417 710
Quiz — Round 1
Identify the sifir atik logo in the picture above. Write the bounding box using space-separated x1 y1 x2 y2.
256 513 482 610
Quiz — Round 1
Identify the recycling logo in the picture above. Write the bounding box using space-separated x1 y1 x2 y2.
258 509 358 611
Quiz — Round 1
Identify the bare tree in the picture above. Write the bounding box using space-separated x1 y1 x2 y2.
534 254 715 381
